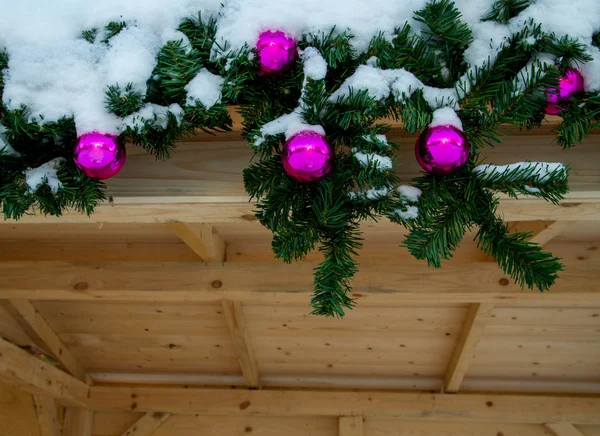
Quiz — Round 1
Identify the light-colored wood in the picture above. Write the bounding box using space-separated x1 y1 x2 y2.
87 387 600 424
545 422 586 436
444 303 494 393
167 223 226 262
34 395 61 436
365 419 553 435
120 412 171 436
0 338 90 407
530 222 570 246
339 416 364 436
0 382 41 436
221 300 260 388
62 408 93 436
0 259 598 305
2 299 91 384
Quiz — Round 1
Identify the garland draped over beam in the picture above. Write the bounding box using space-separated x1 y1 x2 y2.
1 0 600 316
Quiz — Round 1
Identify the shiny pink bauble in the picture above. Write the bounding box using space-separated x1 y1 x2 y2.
415 125 469 176
73 132 126 180
282 131 334 183
256 30 297 75
546 69 584 115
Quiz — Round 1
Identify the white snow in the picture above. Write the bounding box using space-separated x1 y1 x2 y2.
185 68 225 108
349 187 391 200
0 125 19 156
394 205 419 220
581 45 600 92
430 108 463 130
397 185 422 202
122 103 184 130
253 109 325 146
330 65 392 102
352 150 393 170
302 47 327 81
524 185 542 193
362 134 389 148
473 162 567 183
25 157 66 193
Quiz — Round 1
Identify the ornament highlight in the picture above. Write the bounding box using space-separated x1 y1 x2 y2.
73 132 126 180
282 131 334 183
415 125 469 176
256 30 297 75
546 69 585 115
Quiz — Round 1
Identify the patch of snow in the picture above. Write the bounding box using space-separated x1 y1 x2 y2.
302 47 327 80
397 185 422 202
25 157 66 193
253 109 325 146
352 150 393 170
473 162 567 183
349 187 391 200
394 205 419 219
185 68 225 108
430 107 463 130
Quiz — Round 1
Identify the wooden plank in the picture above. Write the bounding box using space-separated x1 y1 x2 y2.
168 222 226 262
530 222 569 246
221 300 260 388
86 387 600 424
62 408 93 436
545 423 586 436
444 303 494 393
0 261 598 306
0 338 90 407
2 299 91 384
339 416 364 436
34 396 61 436
0 382 41 436
121 412 171 436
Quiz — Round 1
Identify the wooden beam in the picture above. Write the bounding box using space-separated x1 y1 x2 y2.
339 416 364 436
121 412 172 436
34 396 61 436
544 423 586 436
167 223 226 262
2 299 91 384
0 261 597 306
221 300 260 388
62 408 93 436
530 221 569 246
444 303 494 393
0 338 90 407
86 387 600 424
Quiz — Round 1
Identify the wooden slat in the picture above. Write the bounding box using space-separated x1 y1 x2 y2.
2 300 91 384
167 223 226 262
0 338 90 407
530 221 569 246
339 416 364 436
121 412 171 436
545 423 586 436
444 303 494 393
34 396 61 436
87 387 600 424
222 300 260 388
0 261 597 306
62 408 93 436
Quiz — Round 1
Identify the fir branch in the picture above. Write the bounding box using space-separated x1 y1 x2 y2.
178 12 217 60
81 28 98 43
483 0 532 24
554 95 600 148
105 83 144 117
390 23 443 85
101 21 129 44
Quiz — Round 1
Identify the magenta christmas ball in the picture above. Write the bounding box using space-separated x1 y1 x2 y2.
415 125 470 176
282 131 334 183
256 30 297 75
73 132 126 180
546 69 584 115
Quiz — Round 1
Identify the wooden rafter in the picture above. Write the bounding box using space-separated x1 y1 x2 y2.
167 222 226 262
86 387 600 424
530 221 569 246
121 412 172 436
444 303 494 393
62 408 93 436
222 300 260 388
2 299 91 383
0 338 90 407
33 396 61 436
339 416 364 436
544 423 586 436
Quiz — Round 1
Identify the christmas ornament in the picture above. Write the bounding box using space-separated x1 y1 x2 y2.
282 131 334 182
73 132 126 180
256 30 297 75
546 69 585 115
415 125 469 176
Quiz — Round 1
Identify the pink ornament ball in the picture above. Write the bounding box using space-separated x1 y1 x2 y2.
546 69 585 115
256 30 297 75
73 132 126 180
415 125 470 176
282 131 334 183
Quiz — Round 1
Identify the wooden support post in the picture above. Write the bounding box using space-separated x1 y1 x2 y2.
530 221 569 246
339 416 364 436
222 300 260 388
62 408 93 436
444 303 494 393
0 338 90 407
34 396 61 436
544 423 586 436
121 412 172 436
2 299 91 384
168 223 226 262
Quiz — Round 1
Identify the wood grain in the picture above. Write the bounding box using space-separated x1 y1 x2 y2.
167 223 226 262
34 396 61 436
62 408 93 436
120 412 171 436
